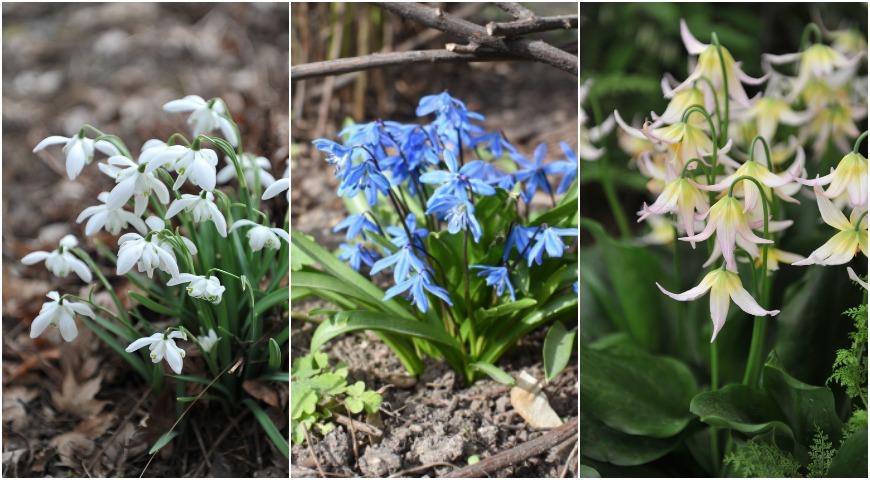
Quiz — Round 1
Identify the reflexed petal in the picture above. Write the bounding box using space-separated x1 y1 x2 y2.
814 185 851 230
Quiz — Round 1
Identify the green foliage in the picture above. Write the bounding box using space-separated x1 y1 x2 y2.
290 352 382 446
724 436 801 478
828 304 868 404
807 428 835 478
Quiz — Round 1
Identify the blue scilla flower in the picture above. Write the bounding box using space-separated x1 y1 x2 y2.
339 121 387 153
426 195 482 243
420 149 495 202
512 144 563 203
312 139 354 179
337 160 390 206
370 243 426 284
333 213 379 241
465 161 515 191
383 270 452 313
416 91 484 128
338 243 379 271
503 224 538 262
573 281 578 294
527 226 578 266
470 131 510 160
550 142 578 194
385 214 428 251
471 265 516 301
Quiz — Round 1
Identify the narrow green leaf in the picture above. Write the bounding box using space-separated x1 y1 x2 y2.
477 298 537 320
311 310 461 352
129 291 177 316
268 338 282 370
148 431 179 455
470 361 515 385
168 374 232 397
81 318 148 380
244 399 289 458
543 321 576 381
254 288 289 317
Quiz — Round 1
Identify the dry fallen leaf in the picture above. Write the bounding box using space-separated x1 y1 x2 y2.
51 369 107 418
2 386 38 430
243 379 279 407
510 370 564 429
50 431 94 469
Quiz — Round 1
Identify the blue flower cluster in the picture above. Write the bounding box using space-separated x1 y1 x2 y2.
313 91 577 313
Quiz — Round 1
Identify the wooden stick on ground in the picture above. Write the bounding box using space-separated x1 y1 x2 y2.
443 417 579 478
487 15 578 37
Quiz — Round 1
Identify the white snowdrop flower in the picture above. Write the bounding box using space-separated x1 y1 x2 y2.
116 217 184 279
21 234 92 282
229 220 289 251
165 191 227 237
125 331 187 374
145 145 219 192
168 273 225 304
33 134 120 180
217 153 276 188
197 328 220 353
262 166 289 200
99 143 172 216
30 291 95 342
76 192 148 236
163 95 239 147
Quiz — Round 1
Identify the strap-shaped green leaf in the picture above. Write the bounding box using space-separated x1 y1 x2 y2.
543 321 576 381
477 298 537 320
244 398 289 458
311 310 462 352
268 338 282 370
470 361 515 385
481 293 577 365
254 288 289 316
129 291 176 317
148 431 179 455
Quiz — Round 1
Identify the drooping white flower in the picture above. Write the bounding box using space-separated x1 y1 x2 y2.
798 151 867 208
163 95 239 146
116 217 190 279
30 291 95 342
21 234 92 282
229 220 289 251
99 142 172 216
262 167 289 200
793 186 867 266
145 145 219 192
125 331 187 374
167 273 225 304
76 192 148 235
197 328 220 353
657 268 779 342
216 153 276 188
166 191 227 237
33 134 119 180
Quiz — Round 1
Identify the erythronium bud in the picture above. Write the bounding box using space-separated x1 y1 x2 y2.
125 331 187 374
166 191 227 237
657 268 779 342
793 186 868 266
681 195 773 272
30 291 95 342
77 192 148 236
33 134 119 180
229 220 289 251
799 151 867 208
168 273 225 303
22 234 92 282
163 95 239 146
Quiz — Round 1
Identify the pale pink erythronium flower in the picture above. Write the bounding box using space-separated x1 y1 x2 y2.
637 165 708 246
30 291 95 342
21 234 92 282
763 42 863 101
847 266 868 290
658 268 779 342
125 331 187 374
798 151 867 208
681 195 773 271
793 186 867 266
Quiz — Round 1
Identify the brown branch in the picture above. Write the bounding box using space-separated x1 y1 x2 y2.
333 412 384 438
493 2 535 20
375 2 577 75
291 49 524 81
487 15 578 37
443 417 578 478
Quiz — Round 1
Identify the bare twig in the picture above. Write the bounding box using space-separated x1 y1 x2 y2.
443 417 578 478
292 49 523 80
303 425 326 478
445 42 481 53
559 440 579 478
333 412 384 438
388 462 459 477
487 15 578 36
342 404 360 468
494 2 535 20
375 2 577 75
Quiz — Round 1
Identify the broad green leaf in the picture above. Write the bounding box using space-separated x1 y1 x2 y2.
689 384 794 447
543 321 576 381
761 362 841 445
579 464 601 478
581 415 680 466
581 347 696 438
244 398 289 458
470 361 515 385
826 428 867 477
148 431 179 455
291 234 315 271
477 298 537 320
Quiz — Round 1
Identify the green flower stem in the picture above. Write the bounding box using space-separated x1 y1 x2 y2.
71 247 131 327
728 175 773 387
800 23 823 51
463 228 477 357
711 33 730 147
166 133 191 147
600 155 632 239
853 130 868 153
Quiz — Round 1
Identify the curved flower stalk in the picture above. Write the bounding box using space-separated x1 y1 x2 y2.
31 291 95 342
657 268 779 342
76 192 147 235
125 331 187 375
21 234 92 282
166 191 228 237
33 133 120 180
229 220 289 251
163 95 239 147
793 185 868 266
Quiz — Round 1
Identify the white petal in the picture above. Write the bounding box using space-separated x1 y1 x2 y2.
163 95 206 112
57 309 79 342
107 175 138 210
125 333 162 352
262 178 289 200
67 301 95 318
67 257 93 283
30 305 57 338
680 18 708 55
22 251 50 265
33 135 70 152
164 342 184 374
206 202 227 237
